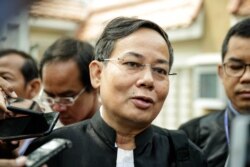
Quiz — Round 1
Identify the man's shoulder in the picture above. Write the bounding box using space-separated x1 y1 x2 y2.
152 126 187 138
178 110 225 145
25 120 90 155
179 110 225 130
152 127 205 152
157 128 207 166
49 119 90 138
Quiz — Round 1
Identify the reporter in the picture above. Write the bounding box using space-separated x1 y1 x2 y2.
0 49 40 119
0 49 41 158
0 77 17 117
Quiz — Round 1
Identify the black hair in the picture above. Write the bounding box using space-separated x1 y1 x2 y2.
40 37 95 92
95 17 174 70
222 18 250 61
0 49 39 85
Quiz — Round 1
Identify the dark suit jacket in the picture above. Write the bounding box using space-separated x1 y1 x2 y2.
179 106 235 167
26 111 206 167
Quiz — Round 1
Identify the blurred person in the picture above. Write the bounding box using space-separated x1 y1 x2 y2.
228 0 250 15
0 38 100 161
0 49 41 158
179 18 250 167
0 0 36 24
39 37 100 125
0 49 41 100
24 17 207 167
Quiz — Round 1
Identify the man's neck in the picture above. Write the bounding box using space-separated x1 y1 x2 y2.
100 106 145 150
116 133 136 150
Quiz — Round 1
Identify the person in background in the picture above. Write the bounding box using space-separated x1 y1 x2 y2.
0 49 41 100
24 17 207 167
0 38 100 166
0 49 41 159
179 18 250 167
39 37 100 126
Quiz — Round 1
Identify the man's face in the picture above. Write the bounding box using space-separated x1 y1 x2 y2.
0 54 28 98
42 59 98 125
218 36 250 113
91 28 170 129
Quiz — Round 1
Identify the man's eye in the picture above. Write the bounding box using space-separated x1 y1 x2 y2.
59 98 73 103
229 64 244 70
123 61 142 68
45 93 55 98
1 75 13 81
153 67 168 75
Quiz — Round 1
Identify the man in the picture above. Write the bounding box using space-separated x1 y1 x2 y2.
24 17 206 167
39 37 100 125
0 49 41 100
0 49 41 158
179 18 250 167
0 38 99 165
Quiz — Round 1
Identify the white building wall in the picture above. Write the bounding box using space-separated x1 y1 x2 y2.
153 53 226 129
153 67 193 129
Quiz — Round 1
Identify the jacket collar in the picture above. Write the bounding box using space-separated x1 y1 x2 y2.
90 110 154 153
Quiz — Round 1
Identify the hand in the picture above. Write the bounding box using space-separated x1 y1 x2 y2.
0 77 17 99
0 140 19 159
0 156 26 167
0 77 17 119
0 156 47 167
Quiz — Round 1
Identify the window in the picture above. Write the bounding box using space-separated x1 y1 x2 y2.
199 72 217 98
193 65 225 100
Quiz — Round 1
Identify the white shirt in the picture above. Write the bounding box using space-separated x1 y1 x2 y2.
100 106 134 167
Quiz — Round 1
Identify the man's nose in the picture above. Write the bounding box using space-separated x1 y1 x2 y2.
241 65 250 80
142 64 155 78
137 65 154 89
51 103 67 112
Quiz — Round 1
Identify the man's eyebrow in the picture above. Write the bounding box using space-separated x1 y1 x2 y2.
43 90 53 97
124 51 169 64
43 90 76 97
0 71 13 75
226 57 244 63
124 52 143 59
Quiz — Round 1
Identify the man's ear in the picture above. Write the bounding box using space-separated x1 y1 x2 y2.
218 64 224 80
89 60 103 89
25 78 42 99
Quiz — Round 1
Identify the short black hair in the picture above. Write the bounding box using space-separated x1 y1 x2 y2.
95 17 174 71
40 37 95 92
222 18 250 61
0 49 39 84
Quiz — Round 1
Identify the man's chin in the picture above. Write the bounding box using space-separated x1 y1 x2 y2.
240 110 250 114
238 105 250 114
59 117 72 125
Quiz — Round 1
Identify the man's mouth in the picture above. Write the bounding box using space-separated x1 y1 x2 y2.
236 90 250 98
131 96 154 109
